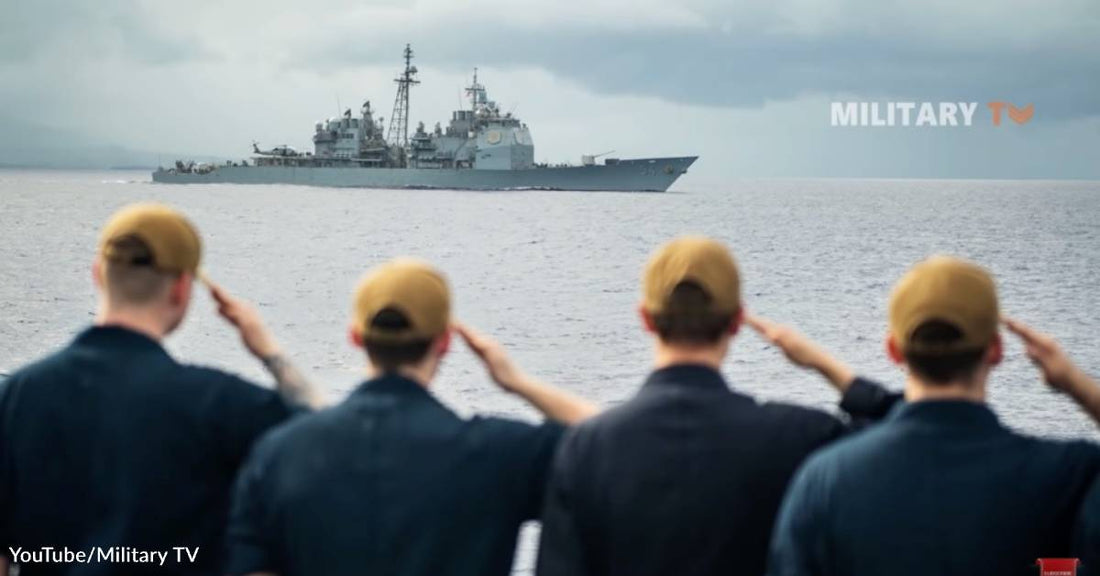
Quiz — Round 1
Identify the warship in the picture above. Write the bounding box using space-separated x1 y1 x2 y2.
153 45 697 192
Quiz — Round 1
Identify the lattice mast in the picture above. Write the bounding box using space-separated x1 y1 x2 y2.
387 44 419 148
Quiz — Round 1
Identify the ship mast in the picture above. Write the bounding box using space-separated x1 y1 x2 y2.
387 43 419 149
466 67 485 112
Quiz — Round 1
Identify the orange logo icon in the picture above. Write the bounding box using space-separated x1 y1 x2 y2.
988 102 1034 125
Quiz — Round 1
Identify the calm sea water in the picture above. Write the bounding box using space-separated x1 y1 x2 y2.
2 169 1099 571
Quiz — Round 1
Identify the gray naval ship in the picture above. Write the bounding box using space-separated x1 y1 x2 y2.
153 45 697 192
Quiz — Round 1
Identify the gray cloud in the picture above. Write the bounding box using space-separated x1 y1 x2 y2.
0 0 205 65
5 0 1097 119
299 19 1099 121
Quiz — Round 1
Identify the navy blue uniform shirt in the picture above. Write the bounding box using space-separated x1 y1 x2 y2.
1077 477 1100 576
770 400 1100 576
226 373 564 576
536 364 896 576
0 326 292 575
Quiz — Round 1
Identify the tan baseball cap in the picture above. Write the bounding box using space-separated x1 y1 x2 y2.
643 236 741 315
889 255 999 355
98 203 202 274
352 258 451 343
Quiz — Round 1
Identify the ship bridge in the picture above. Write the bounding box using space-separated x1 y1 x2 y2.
410 69 534 170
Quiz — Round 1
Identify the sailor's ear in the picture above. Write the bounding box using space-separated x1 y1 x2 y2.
729 307 744 337
92 258 105 290
167 273 192 308
986 334 1003 367
434 330 452 358
639 305 658 334
348 324 364 349
886 334 905 365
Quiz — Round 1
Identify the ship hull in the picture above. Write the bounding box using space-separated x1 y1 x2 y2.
152 157 697 192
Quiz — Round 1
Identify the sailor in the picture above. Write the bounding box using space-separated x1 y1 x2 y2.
769 256 1100 576
0 204 324 576
225 258 598 576
536 236 898 576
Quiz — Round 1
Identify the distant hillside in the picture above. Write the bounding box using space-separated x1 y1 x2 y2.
0 115 224 169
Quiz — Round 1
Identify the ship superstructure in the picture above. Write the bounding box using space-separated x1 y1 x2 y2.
408 69 534 171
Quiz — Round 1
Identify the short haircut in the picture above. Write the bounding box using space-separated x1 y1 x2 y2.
651 282 735 345
903 321 986 384
363 308 434 370
102 236 178 305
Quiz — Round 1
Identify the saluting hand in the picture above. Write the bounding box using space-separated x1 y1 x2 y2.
1003 317 1084 393
206 278 282 360
456 322 598 424
745 313 856 391
455 322 525 393
745 314 828 370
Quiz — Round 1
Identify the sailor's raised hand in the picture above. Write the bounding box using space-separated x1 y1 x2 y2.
746 314 827 370
746 313 856 391
455 322 525 393
207 278 282 360
1004 317 1082 393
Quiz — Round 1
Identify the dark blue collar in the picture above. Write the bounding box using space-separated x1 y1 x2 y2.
73 325 171 358
643 364 731 393
349 373 457 419
887 399 1002 431
354 372 440 402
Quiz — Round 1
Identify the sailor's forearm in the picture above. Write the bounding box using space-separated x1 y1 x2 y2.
261 353 326 410
508 376 598 425
1063 368 1100 427
810 353 856 394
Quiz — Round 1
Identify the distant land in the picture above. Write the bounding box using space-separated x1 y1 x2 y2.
0 115 224 170
0 152 226 171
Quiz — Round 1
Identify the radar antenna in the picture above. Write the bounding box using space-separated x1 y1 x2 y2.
387 43 419 148
465 67 486 111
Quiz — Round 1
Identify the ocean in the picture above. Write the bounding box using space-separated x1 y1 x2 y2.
2 169 1099 571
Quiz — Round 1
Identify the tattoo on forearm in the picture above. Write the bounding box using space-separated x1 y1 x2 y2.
262 353 324 409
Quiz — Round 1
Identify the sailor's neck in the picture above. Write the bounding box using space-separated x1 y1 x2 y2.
95 305 170 342
653 343 726 371
904 376 986 403
369 363 436 389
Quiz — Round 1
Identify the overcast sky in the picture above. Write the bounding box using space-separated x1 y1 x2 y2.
1 0 1097 181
